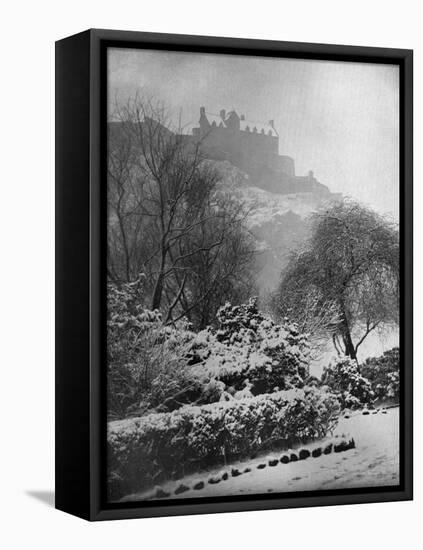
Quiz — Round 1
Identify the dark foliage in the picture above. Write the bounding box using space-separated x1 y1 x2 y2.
361 347 400 402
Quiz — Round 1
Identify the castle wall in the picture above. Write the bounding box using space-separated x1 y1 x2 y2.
275 155 295 177
195 125 280 176
189 111 329 196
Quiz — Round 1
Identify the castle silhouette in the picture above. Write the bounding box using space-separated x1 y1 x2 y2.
187 107 331 196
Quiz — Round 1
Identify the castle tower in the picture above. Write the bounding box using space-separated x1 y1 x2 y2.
224 110 240 131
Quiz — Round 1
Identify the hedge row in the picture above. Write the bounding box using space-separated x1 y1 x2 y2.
107 386 340 500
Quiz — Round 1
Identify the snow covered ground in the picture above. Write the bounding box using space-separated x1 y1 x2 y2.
121 406 399 502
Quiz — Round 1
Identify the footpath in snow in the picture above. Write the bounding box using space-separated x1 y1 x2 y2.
121 406 399 502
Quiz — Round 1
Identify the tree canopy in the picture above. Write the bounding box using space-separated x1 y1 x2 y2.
274 200 399 360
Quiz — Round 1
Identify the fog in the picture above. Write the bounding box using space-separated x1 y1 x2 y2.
109 48 399 219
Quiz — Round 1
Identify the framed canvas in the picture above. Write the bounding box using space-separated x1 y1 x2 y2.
55 29 413 521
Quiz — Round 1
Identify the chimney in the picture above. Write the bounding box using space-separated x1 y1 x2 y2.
240 114 245 121
268 119 274 129
200 106 206 116
220 109 226 120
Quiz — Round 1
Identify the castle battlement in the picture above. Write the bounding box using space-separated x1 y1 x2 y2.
196 107 278 137
189 107 295 184
187 107 331 196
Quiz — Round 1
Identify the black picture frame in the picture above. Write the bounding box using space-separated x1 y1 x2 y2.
55 28 413 521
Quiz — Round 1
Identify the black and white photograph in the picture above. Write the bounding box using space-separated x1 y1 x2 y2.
106 47 401 503
1 0 420 542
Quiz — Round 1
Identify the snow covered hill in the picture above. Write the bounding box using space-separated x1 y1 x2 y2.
212 160 342 292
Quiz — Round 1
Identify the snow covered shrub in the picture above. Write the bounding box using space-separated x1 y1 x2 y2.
108 290 312 417
215 298 266 342
107 386 340 499
361 348 400 402
187 298 310 396
107 277 197 418
321 358 373 409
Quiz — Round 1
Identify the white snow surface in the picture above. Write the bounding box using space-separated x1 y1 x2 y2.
212 160 335 226
121 407 399 502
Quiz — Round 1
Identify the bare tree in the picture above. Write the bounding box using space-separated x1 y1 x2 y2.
173 204 257 328
108 115 147 282
108 96 255 325
275 200 399 361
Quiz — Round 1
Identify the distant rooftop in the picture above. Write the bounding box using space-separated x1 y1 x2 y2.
184 109 278 137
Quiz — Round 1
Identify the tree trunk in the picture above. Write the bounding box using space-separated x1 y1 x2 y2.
151 244 167 310
342 330 357 360
339 310 357 360
151 272 163 311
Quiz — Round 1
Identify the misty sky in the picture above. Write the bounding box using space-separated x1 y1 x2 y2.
108 48 399 219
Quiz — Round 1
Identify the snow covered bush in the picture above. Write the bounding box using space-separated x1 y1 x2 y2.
187 298 310 396
107 276 197 418
321 358 374 409
361 347 400 402
107 386 340 499
108 288 313 418
215 298 266 342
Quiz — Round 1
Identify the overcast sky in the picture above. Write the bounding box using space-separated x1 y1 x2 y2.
108 48 399 219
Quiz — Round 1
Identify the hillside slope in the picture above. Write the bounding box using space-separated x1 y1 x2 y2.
213 160 342 292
